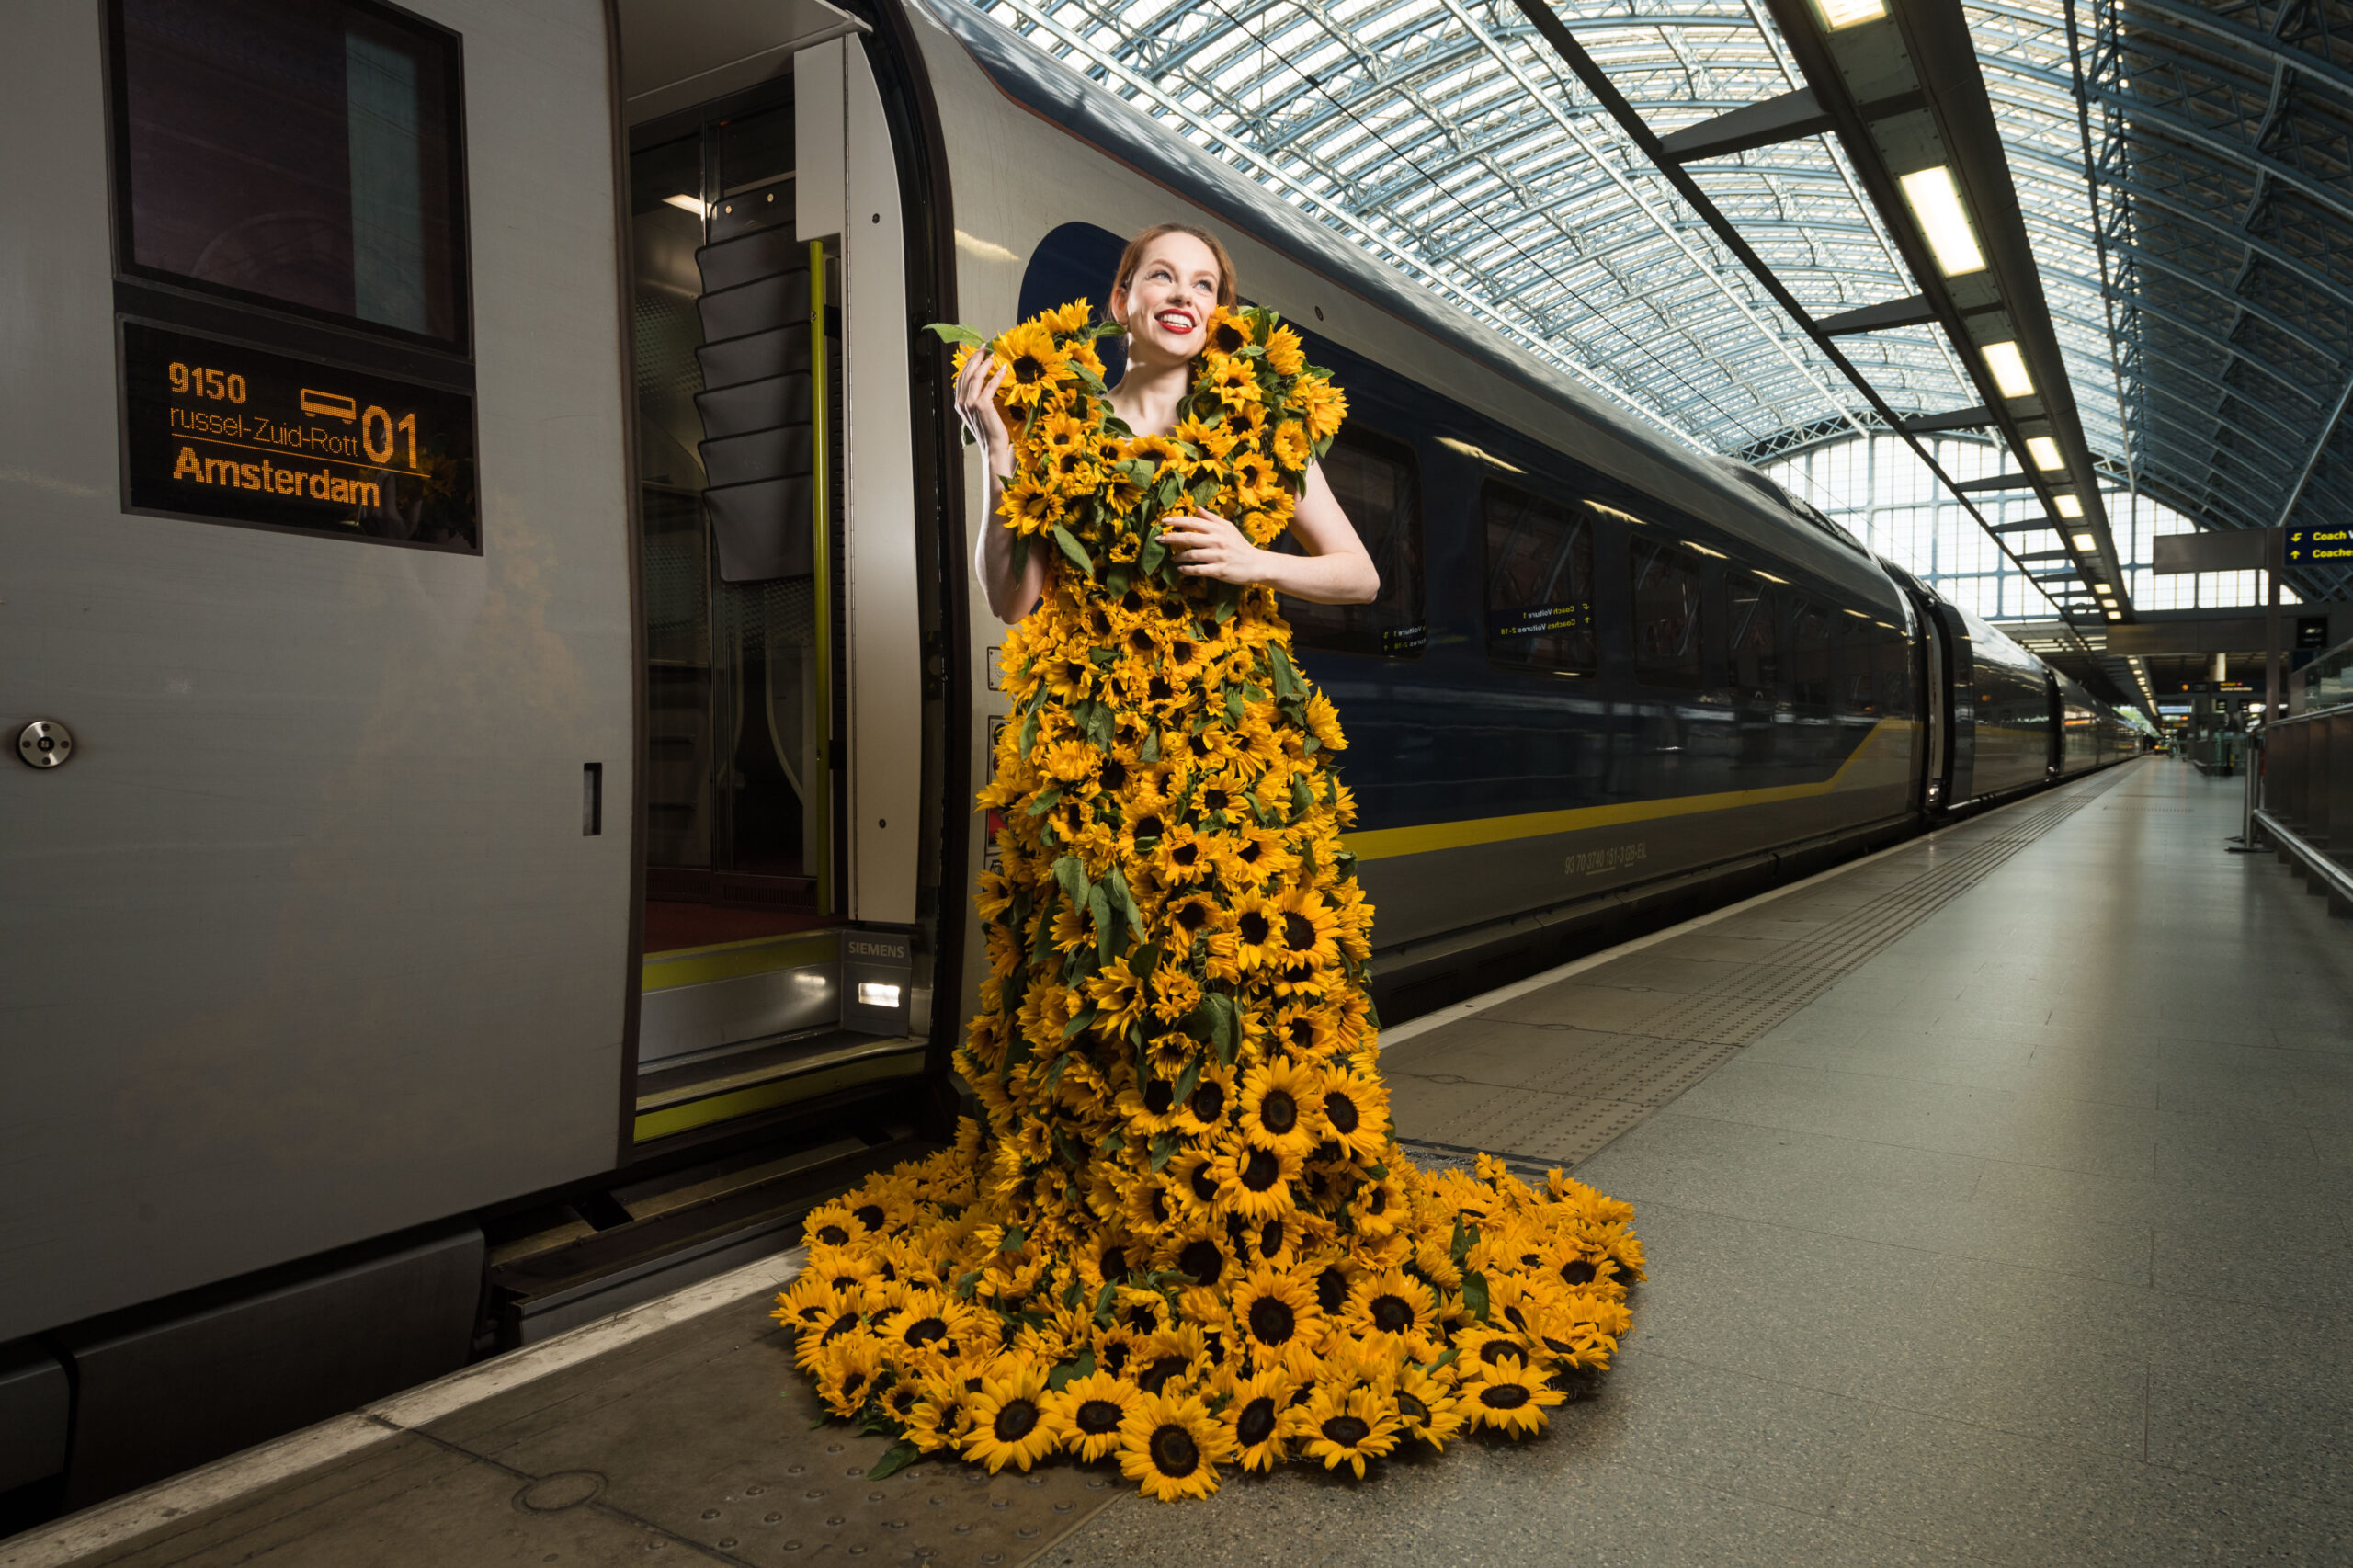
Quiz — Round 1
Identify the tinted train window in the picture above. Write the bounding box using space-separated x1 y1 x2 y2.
1482 483 1595 674
1875 631 1911 713
1278 426 1425 657
111 0 468 346
1729 574 1779 701
1791 602 1836 707
1631 536 1704 687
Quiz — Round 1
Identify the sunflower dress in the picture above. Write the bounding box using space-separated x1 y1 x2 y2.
776 301 1644 1500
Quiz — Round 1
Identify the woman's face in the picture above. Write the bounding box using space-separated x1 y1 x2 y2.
1114 233 1223 367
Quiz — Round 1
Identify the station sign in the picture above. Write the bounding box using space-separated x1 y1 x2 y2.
120 321 479 551
2286 527 2353 567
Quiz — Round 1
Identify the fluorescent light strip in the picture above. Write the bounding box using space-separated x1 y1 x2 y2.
1899 166 1985 277
1818 0 1888 27
2026 436 2063 471
1983 341 2035 399
2059 496 2086 519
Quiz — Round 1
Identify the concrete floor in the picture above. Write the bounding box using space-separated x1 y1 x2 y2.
16 758 2349 1568
1054 758 2353 1566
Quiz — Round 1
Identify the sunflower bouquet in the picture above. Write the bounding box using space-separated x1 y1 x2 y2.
779 301 1643 1500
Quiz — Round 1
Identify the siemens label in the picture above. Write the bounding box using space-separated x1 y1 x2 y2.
120 322 479 551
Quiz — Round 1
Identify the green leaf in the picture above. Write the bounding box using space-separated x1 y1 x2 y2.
1267 643 1306 700
1025 785 1062 818
1054 855 1090 908
866 1439 922 1483
1051 524 1095 577
1171 1054 1203 1108
1461 1269 1491 1324
924 321 988 347
1061 1004 1099 1041
1138 532 1166 574
1094 1281 1119 1326
1017 706 1040 759
1149 1131 1179 1172
1089 884 1117 964
1449 1217 1478 1267
810 1411 834 1430
1140 727 1162 764
1000 1225 1028 1254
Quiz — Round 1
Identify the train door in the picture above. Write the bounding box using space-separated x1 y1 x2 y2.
618 15 931 1146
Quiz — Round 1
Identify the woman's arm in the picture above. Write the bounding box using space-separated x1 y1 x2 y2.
957 353 1048 623
1158 461 1380 605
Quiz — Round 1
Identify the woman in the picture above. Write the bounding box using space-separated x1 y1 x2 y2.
778 222 1643 1501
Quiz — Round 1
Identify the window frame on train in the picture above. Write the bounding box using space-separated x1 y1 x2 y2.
1478 479 1597 677
1276 422 1426 659
1629 529 1709 691
1727 569 1783 705
104 0 474 354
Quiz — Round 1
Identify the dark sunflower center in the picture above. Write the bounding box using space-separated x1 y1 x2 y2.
1213 323 1245 353
1098 759 1128 791
1176 902 1210 932
993 1399 1040 1441
902 1316 948 1348
1369 1293 1414 1333
1126 1304 1158 1333
1133 813 1164 841
1122 589 1145 612
1143 1080 1174 1115
1397 1391 1429 1423
1325 1091 1361 1134
1138 1356 1189 1396
889 1386 917 1414
1172 843 1200 868
1241 1148 1281 1192
1236 1396 1279 1447
1561 1259 1598 1285
1101 1246 1128 1281
1316 1267 1348 1313
1148 676 1175 701
1012 352 1046 383
1148 1424 1200 1478
1102 1342 1131 1374
1189 1165 1220 1204
843 1371 866 1400
816 1224 849 1246
1259 1088 1298 1134
1178 1238 1224 1288
1237 912 1271 943
1203 789 1230 812
1479 1383 1531 1410
821 1312 859 1345
1478 1338 1527 1367
1246 1295 1297 1346
855 1204 885 1232
1286 1017 1315 1049
1172 639 1196 664
1320 1415 1371 1449
1282 914 1317 951
1189 1081 1225 1122
1130 629 1154 653
1150 1189 1170 1222
1075 1399 1124 1435
1258 1220 1285 1257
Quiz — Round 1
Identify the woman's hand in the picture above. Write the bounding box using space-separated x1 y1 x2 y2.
953 350 1014 475
1158 510 1265 585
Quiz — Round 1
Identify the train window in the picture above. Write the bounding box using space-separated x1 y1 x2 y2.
1729 574 1779 701
1875 630 1912 714
1631 536 1705 688
1277 425 1426 657
1481 483 1595 674
110 0 468 347
1791 601 1836 707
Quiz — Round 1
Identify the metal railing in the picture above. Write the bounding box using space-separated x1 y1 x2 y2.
2251 702 2353 913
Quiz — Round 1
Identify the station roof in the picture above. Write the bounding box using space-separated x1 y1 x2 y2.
950 0 2353 595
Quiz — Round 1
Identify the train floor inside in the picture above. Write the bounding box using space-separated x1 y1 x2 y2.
12 756 2348 1568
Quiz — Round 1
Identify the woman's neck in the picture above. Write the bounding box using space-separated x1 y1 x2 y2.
1105 353 1194 438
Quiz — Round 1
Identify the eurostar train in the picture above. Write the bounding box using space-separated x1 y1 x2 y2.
0 0 2139 1519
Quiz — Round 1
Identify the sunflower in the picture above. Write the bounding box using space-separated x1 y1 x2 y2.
1230 895 1281 971
1208 1138 1301 1221
1271 887 1342 968
1291 1382 1400 1478
962 1361 1060 1473
1042 1370 1140 1461
812 1335 885 1416
1264 324 1307 377
994 321 1071 405
1230 1267 1322 1358
1237 1059 1321 1156
1171 1058 1236 1134
1117 1392 1233 1503
1389 1365 1467 1449
1206 310 1253 357
1221 1368 1297 1472
1340 1267 1442 1359
1460 1363 1564 1437
999 474 1063 534
1314 1062 1389 1160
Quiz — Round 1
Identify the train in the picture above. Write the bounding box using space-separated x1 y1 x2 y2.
0 0 2140 1522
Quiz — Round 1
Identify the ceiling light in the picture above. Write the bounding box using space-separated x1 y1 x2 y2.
2071 531 2096 550
2058 496 2086 519
2105 610 2121 620
2026 436 2063 470
2093 582 2111 593
1983 341 2035 399
1899 166 1985 277
1817 0 1888 28
662 194 707 216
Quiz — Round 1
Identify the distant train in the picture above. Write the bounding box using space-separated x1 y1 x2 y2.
0 0 2138 1521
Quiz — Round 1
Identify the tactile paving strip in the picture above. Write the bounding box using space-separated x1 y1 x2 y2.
1404 767 2138 1172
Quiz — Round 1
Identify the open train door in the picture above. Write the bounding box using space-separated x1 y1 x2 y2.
617 2 939 1153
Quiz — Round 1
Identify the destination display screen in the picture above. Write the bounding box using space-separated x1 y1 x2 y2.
121 322 478 551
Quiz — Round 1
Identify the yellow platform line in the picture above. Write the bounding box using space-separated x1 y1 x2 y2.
641 929 841 994
1340 718 1915 863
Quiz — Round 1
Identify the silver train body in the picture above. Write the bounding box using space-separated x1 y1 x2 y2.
0 0 2137 1516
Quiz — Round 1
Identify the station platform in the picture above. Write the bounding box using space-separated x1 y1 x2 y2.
8 756 2347 1568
